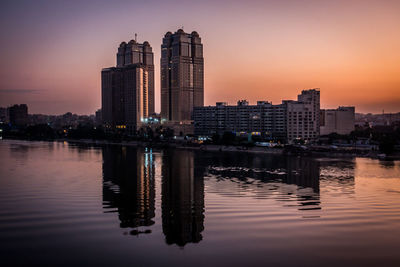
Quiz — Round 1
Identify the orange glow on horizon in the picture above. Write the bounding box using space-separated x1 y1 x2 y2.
0 1 399 114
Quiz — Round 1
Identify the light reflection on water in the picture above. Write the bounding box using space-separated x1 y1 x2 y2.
0 140 400 266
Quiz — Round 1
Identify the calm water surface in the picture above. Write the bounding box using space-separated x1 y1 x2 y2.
0 140 400 266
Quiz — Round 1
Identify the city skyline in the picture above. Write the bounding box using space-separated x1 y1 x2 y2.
1 0 400 114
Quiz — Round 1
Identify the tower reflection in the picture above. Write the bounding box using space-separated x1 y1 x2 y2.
102 146 155 231
161 149 205 247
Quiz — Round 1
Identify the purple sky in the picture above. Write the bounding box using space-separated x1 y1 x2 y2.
1 0 399 115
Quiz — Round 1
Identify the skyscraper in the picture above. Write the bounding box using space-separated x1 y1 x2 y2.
161 29 204 122
102 39 154 133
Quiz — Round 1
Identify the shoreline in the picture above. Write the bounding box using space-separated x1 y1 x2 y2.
2 137 400 160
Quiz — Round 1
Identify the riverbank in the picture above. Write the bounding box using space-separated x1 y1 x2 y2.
62 139 400 160
3 137 399 160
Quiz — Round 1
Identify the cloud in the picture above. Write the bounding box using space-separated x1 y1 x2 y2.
0 89 44 94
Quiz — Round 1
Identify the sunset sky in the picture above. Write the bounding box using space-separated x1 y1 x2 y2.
0 0 399 114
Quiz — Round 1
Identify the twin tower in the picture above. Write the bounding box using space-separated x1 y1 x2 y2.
101 29 204 132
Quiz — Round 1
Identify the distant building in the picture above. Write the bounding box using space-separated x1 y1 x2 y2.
29 114 49 125
161 29 204 123
193 89 321 143
320 106 355 135
8 104 28 126
355 112 400 127
102 39 154 133
27 113 95 129
0 107 8 123
95 109 102 126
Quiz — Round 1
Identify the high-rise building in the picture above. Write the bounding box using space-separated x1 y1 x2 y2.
102 39 154 133
285 89 320 142
8 104 28 126
161 29 204 122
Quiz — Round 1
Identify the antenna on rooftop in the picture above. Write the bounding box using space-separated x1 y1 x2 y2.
135 33 137 42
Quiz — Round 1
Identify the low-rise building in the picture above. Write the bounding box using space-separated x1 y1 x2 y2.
320 106 355 135
193 89 320 143
193 100 287 141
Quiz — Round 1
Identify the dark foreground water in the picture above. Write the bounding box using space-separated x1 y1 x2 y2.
0 140 400 266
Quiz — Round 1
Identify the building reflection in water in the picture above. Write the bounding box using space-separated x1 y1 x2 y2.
319 159 356 196
161 149 205 247
284 157 321 210
204 153 357 214
102 146 155 233
101 146 355 244
204 153 322 211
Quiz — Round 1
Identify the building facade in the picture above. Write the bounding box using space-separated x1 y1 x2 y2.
8 104 28 126
193 101 287 141
193 89 321 143
161 29 204 122
286 89 320 142
320 106 355 135
102 39 154 132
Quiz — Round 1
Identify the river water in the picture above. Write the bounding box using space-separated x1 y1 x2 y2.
0 140 400 266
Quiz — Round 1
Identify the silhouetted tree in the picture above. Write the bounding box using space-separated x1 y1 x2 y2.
221 131 236 145
25 124 55 140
